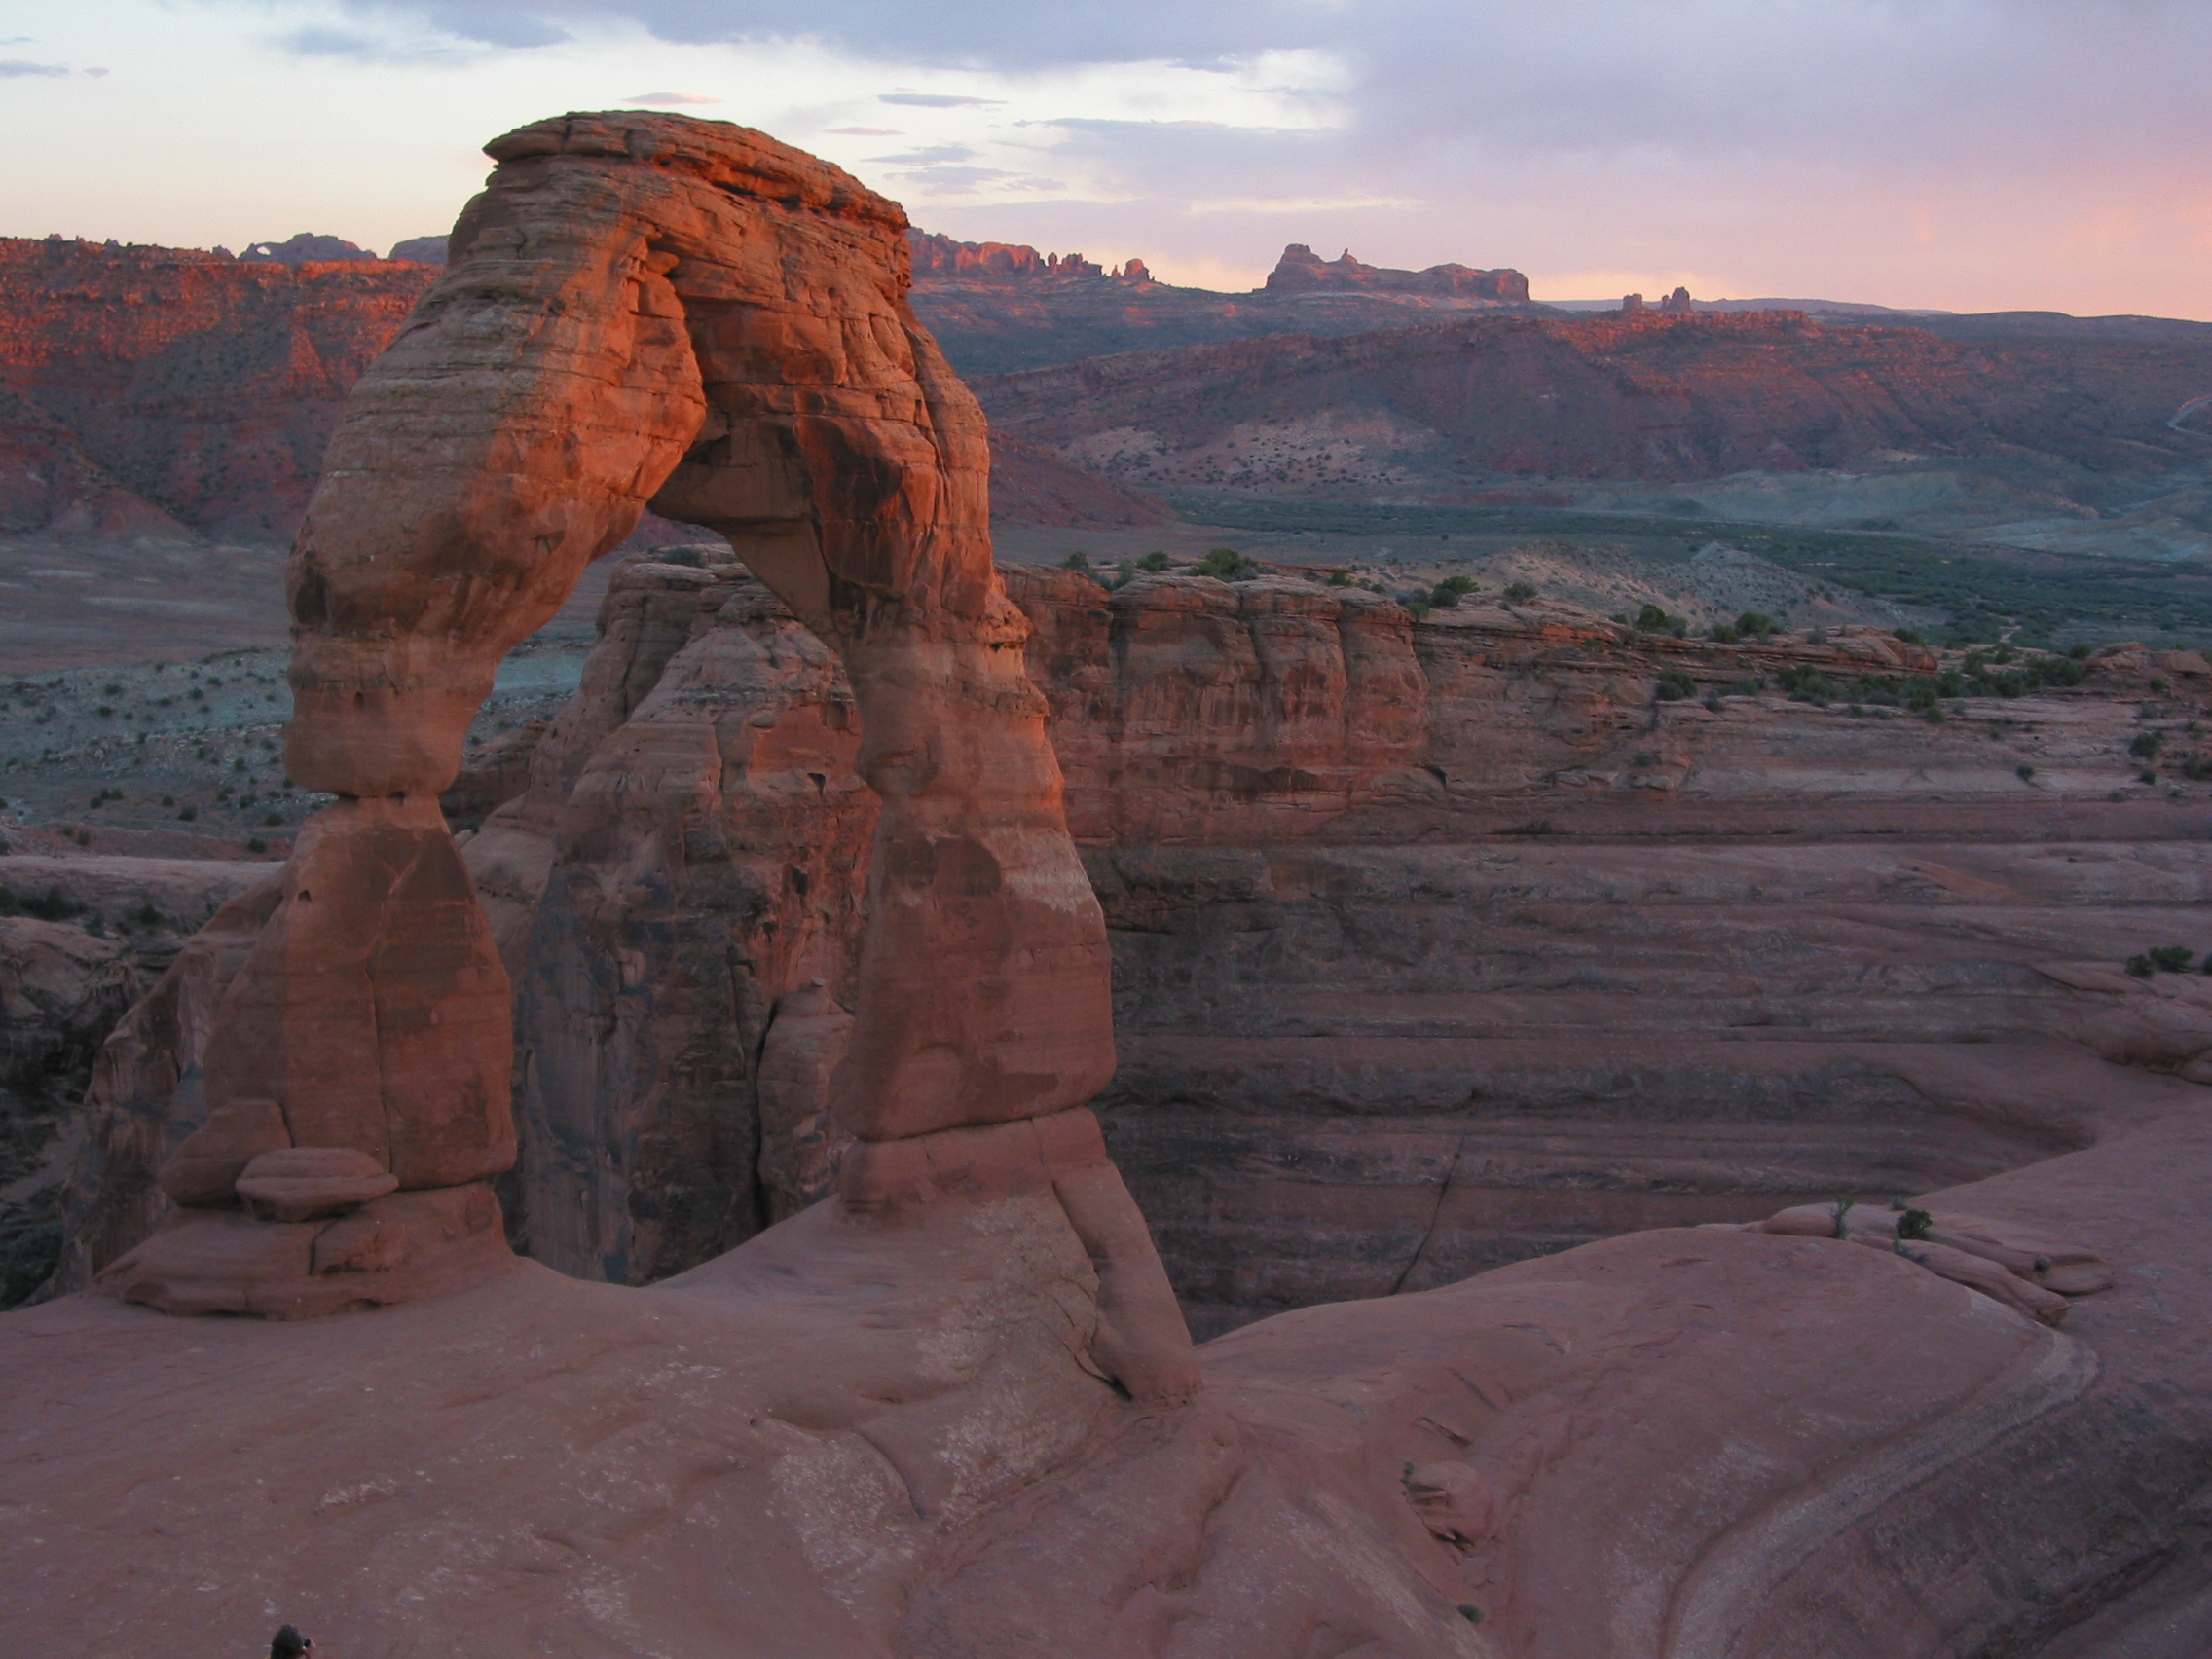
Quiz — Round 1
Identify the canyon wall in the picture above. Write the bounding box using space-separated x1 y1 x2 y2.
0 239 437 540
60 556 2212 1336
979 309 2212 493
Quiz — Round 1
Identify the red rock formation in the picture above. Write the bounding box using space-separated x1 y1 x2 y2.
907 231 1124 281
90 111 1197 1401
0 239 437 539
1265 241 1530 303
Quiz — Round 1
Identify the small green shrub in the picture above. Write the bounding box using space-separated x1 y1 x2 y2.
176 806 197 822
1736 611 1776 638
1138 550 1171 571
2016 764 2036 780
1655 670 1698 702
1710 624 1740 644
1058 551 1092 571
1197 547 1258 580
246 836 269 854
2149 946 2194 973
2130 730 2164 758
1327 569 1352 587
1894 628 1926 645
1897 1207 1934 1242
1831 1196 1857 1238
2126 953 2155 977
1503 581 1536 603
2069 641 2093 659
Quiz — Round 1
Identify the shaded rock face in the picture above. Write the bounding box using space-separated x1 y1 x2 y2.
486 558 875 1282
979 309 2212 490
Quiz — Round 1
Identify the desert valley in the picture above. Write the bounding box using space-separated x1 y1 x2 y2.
2 77 2211 1659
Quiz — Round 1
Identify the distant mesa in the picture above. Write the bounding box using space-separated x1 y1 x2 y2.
1621 286 1703 315
908 230 1150 283
238 233 381 267
387 235 449 265
1266 242 1530 304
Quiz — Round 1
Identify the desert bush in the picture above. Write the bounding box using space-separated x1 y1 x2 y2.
2016 764 2036 780
1894 627 1926 645
1777 665 1839 704
1736 611 1776 638
1138 550 1170 571
2130 730 2164 758
1197 547 1258 580
0 885 84 921
1503 581 1537 602
1654 670 1698 702
2150 946 2194 973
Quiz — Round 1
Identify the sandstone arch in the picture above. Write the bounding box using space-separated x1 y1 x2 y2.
96 111 1196 1398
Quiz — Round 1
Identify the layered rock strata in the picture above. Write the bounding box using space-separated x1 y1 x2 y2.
64 563 2212 1335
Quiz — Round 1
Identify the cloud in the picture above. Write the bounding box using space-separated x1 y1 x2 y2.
871 144 977 165
880 92 1005 108
623 89 718 104
0 59 69 77
1185 195 1425 216
827 126 901 135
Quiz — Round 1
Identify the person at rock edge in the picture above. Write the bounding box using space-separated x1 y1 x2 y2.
270 1624 313 1657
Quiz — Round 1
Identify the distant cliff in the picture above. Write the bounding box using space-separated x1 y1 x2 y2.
907 233 1546 374
0 238 436 540
1266 242 1530 304
977 308 2212 490
0 236 1161 543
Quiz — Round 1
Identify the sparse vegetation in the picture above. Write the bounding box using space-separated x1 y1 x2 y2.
0 885 86 921
1503 581 1537 603
1654 670 1698 702
1430 574 1478 608
1196 547 1259 580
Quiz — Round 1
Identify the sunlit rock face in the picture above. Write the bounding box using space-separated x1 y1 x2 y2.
79 112 1192 1405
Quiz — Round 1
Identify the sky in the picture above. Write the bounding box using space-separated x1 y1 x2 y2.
3 0 2208 316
